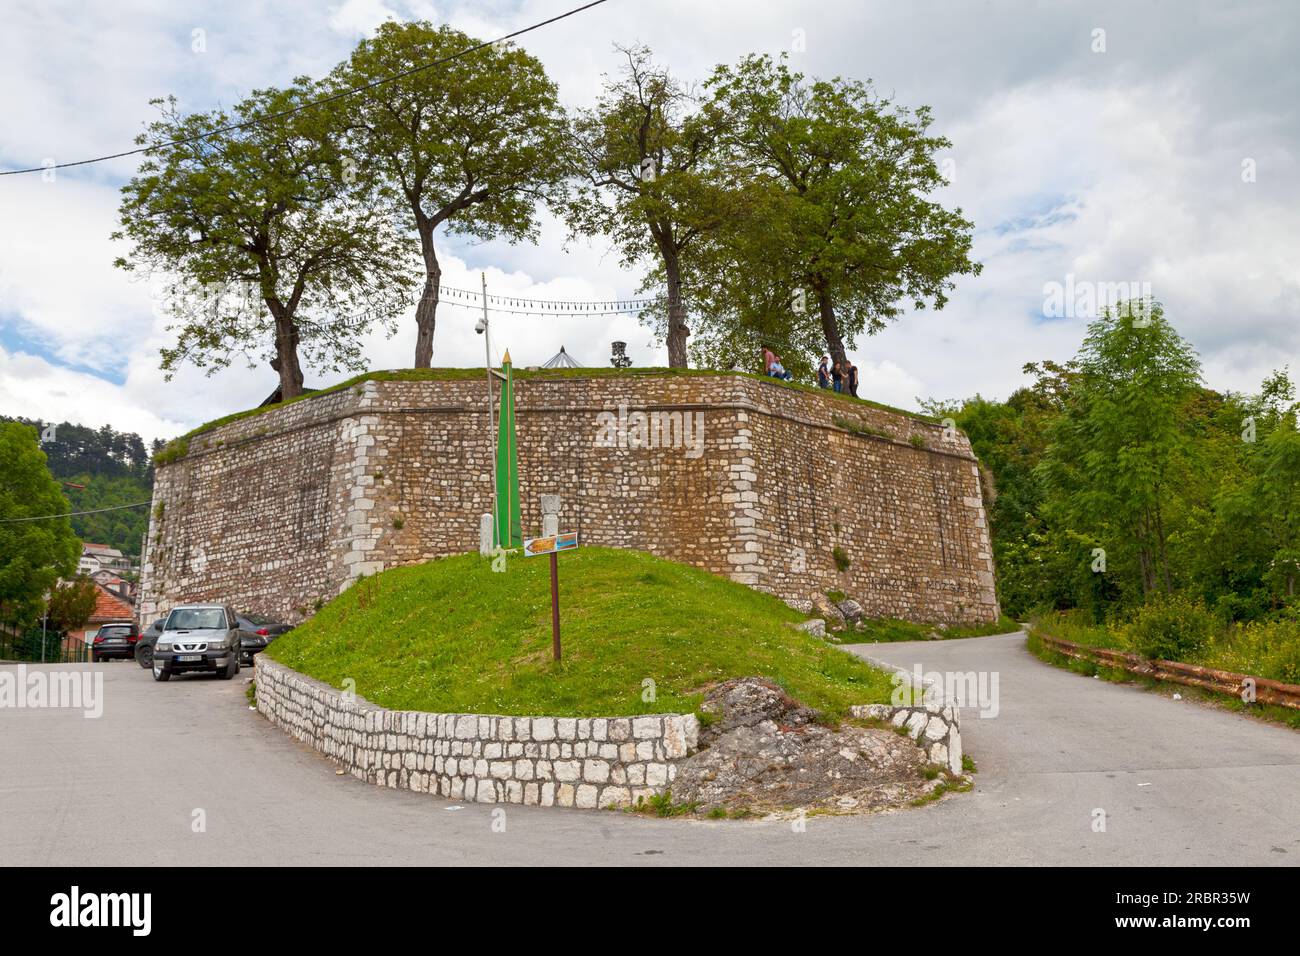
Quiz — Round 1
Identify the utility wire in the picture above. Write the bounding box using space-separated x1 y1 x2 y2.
0 0 611 177
0 500 153 523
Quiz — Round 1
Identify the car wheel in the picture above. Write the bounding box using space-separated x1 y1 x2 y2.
136 644 153 669
217 656 236 680
152 661 170 682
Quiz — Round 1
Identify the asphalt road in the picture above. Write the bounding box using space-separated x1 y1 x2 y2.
3 632 1298 866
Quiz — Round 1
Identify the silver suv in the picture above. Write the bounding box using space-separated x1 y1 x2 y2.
152 604 243 682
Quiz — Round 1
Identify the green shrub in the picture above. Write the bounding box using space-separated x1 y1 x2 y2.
1123 595 1215 661
832 546 851 572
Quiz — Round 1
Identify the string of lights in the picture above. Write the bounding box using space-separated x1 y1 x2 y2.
435 285 653 315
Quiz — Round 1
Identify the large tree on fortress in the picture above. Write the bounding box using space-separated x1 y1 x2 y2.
567 45 733 368
332 22 569 368
690 55 980 371
114 84 412 401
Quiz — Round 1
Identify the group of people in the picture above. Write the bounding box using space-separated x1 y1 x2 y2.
761 346 860 398
817 355 860 397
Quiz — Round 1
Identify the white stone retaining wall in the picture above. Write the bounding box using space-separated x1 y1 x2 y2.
255 656 700 809
847 654 962 775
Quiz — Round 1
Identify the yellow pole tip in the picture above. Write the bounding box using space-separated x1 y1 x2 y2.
502 349 512 365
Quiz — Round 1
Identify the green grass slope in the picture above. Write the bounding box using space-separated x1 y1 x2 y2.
265 546 895 718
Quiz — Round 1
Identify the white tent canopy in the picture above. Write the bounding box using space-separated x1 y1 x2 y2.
541 345 581 369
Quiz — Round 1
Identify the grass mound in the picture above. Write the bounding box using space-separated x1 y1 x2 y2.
265 546 895 718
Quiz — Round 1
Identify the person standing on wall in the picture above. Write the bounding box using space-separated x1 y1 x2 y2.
817 355 830 389
831 360 844 393
848 362 860 398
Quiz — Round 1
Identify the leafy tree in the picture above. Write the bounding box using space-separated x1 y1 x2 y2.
0 423 80 628
2 417 154 557
114 82 413 400
690 54 980 370
46 575 100 634
568 44 731 367
334 22 569 367
1037 302 1201 600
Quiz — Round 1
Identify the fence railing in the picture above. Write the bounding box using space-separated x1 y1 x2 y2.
1036 632 1300 710
0 629 91 664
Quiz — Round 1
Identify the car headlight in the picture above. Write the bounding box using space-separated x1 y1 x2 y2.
156 642 171 651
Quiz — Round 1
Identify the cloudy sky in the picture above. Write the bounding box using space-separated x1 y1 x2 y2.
0 0 1296 444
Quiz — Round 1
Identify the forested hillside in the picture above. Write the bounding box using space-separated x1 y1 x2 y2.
925 301 1300 685
1 417 158 560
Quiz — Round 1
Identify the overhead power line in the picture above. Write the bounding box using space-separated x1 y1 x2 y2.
0 0 611 177
0 500 153 523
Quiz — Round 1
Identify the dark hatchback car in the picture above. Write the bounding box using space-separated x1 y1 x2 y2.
91 623 138 662
152 604 243 682
134 618 165 668
236 613 292 665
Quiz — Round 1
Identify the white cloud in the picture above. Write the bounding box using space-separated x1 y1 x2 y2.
329 0 403 37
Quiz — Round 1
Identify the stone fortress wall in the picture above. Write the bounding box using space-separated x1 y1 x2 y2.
138 373 999 626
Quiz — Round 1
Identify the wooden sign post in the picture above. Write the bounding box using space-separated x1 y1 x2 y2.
523 532 578 661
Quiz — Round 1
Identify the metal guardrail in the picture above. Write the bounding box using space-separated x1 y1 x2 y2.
1036 632 1300 710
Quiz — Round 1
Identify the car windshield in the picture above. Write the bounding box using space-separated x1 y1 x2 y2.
101 626 131 635
165 608 226 631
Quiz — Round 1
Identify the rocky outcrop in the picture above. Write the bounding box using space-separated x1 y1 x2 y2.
669 678 948 815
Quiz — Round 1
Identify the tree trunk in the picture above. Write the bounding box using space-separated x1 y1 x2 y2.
413 222 441 369
815 283 847 369
268 304 304 401
1153 499 1173 593
662 245 689 368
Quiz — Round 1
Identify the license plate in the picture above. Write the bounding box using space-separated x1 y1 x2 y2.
178 654 201 662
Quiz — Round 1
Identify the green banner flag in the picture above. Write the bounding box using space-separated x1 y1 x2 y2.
494 350 522 548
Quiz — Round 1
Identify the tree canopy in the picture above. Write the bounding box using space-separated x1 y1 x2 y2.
568 44 733 368
335 21 570 367
0 422 81 628
685 55 980 372
114 82 414 400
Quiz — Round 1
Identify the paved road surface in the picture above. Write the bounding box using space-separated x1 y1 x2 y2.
3 632 1298 865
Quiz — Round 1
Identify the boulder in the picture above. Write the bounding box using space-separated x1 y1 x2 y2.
810 593 846 626
793 619 826 639
836 598 864 623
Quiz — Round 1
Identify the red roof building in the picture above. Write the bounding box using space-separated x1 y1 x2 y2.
78 582 135 643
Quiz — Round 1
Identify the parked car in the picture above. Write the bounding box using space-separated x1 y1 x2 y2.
151 604 243 682
235 612 292 666
134 618 165 669
91 623 138 662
